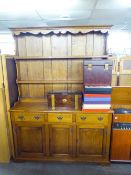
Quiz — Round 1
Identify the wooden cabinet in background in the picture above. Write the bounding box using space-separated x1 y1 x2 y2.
111 129 131 161
111 114 131 162
119 56 131 86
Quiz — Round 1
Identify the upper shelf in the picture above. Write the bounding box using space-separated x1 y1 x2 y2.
16 80 83 84
14 55 108 60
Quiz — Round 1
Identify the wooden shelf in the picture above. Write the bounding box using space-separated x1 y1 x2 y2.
16 80 83 84
14 55 108 60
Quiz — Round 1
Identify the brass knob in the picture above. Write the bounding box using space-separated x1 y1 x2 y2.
87 64 92 70
104 64 109 70
62 98 67 103
18 116 24 120
81 116 86 120
57 116 63 120
98 116 103 121
34 116 40 120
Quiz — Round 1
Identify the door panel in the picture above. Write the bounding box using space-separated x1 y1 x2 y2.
111 130 131 160
49 124 73 156
77 125 107 157
14 124 45 158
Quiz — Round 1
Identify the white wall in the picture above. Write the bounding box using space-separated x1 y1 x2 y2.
107 30 131 56
0 32 15 55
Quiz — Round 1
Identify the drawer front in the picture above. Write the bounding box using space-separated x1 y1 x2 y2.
76 114 108 124
14 113 45 122
113 115 125 123
48 113 72 123
113 115 131 123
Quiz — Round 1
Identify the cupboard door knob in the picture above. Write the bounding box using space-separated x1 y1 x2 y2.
57 116 63 120
115 116 118 120
98 116 103 121
104 64 109 70
87 64 92 70
81 116 86 120
62 98 67 103
18 116 24 120
34 116 40 120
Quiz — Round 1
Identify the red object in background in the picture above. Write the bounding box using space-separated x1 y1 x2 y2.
84 58 112 86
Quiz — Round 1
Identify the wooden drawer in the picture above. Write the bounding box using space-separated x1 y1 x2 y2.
113 114 131 123
76 114 108 124
113 115 125 122
14 113 45 122
48 113 72 123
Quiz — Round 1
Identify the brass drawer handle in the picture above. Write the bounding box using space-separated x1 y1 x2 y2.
57 116 63 120
88 64 92 70
62 98 67 103
80 116 87 120
104 64 109 70
18 116 24 120
98 116 104 121
34 116 40 120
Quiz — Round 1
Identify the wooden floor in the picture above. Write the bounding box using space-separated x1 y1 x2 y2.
0 162 130 175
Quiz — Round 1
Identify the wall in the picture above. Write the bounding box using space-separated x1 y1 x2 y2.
0 33 15 55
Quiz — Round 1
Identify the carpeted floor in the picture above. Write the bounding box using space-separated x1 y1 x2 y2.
0 162 131 175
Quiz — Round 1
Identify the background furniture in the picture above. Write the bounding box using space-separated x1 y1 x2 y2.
111 87 131 161
111 114 131 161
119 56 131 86
0 55 10 162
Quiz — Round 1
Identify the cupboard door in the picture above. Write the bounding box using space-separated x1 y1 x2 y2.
49 124 73 157
14 124 45 158
111 130 131 161
77 125 107 157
